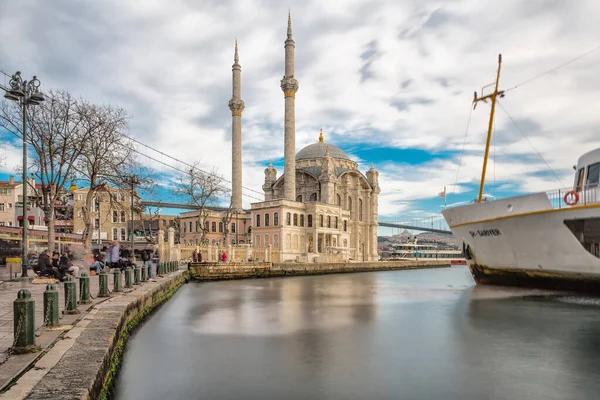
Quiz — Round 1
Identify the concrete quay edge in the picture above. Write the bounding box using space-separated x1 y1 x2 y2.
0 270 187 400
188 260 450 281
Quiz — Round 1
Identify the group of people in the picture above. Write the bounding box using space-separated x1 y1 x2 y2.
191 249 228 263
35 249 79 281
89 240 156 274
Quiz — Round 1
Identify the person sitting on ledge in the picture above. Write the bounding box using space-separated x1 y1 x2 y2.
38 249 61 280
221 251 227 263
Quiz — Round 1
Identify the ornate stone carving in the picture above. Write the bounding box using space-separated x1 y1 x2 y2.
228 99 245 116
280 76 299 97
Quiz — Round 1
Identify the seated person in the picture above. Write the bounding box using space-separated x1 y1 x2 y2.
60 253 80 277
37 249 61 280
90 251 105 274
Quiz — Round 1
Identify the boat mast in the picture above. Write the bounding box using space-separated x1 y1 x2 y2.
473 54 505 203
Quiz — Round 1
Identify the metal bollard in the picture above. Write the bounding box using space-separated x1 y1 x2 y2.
148 262 153 279
43 284 59 327
141 264 147 282
13 289 37 353
112 268 122 292
158 263 163 276
64 276 79 314
134 266 140 285
98 268 110 297
79 272 91 304
124 266 133 288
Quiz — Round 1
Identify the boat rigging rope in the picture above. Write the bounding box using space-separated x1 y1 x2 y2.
453 105 474 194
497 100 565 187
504 44 600 93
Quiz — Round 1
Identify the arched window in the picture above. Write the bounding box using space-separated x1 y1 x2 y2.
343 220 347 232
285 234 291 249
293 213 298 226
204 221 209 232
296 195 302 202
359 199 363 221
265 235 270 245
256 214 261 227
348 197 353 213
274 212 279 226
310 192 317 201
212 222 216 232
219 222 224 233
308 214 313 227
265 213 270 227
255 235 260 246
300 214 304 227
286 212 291 225
231 223 236 233
293 234 298 249
335 217 338 229
300 235 305 251
327 216 331 228
319 214 324 227
336 194 341 206
274 234 279 248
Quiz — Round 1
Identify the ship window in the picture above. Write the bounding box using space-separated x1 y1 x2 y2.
586 162 600 188
575 168 585 192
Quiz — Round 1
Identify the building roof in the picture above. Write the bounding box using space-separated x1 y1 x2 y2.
296 129 351 161
296 142 350 161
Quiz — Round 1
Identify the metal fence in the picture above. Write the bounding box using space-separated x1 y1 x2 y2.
545 187 599 209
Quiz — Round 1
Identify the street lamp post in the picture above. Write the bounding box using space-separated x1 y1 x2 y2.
127 175 140 261
2 71 45 277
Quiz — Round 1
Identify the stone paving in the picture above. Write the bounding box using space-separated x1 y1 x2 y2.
0 263 164 392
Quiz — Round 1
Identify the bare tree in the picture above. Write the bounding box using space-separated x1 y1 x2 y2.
73 102 150 258
221 200 235 246
0 90 90 250
175 161 229 244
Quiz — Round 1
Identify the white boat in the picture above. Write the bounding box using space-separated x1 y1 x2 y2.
391 241 466 264
442 55 600 292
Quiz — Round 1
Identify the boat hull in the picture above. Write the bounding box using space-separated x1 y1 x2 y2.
468 263 600 293
442 192 600 293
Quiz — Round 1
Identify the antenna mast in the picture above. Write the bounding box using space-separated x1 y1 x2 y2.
473 54 505 203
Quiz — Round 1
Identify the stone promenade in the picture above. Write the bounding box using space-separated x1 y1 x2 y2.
0 263 184 399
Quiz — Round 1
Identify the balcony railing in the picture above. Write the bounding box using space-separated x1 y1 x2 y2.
546 186 599 209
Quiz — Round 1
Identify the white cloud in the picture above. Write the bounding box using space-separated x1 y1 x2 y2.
1 0 598 220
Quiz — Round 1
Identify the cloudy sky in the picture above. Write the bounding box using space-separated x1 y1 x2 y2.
1 0 600 233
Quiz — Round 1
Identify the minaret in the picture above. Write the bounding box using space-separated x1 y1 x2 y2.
228 40 245 211
280 12 299 201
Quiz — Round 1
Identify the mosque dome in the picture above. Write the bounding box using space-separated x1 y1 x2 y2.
295 129 350 161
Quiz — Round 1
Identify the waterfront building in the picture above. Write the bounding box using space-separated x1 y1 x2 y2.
250 14 380 262
178 209 251 246
72 186 141 244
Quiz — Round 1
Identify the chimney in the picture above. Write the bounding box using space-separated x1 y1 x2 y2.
9 176 14 184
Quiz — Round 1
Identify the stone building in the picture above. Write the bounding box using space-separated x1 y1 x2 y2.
250 15 380 262
72 186 141 244
178 209 251 246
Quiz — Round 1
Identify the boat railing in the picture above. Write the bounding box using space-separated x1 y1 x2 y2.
546 186 599 209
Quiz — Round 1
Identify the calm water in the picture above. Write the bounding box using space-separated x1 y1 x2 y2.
115 267 600 400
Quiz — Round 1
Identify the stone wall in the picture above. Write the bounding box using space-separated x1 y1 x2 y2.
188 260 449 281
9 271 187 400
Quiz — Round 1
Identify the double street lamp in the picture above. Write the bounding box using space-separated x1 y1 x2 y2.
2 71 45 277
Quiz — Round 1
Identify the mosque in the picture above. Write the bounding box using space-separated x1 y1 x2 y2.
229 14 380 262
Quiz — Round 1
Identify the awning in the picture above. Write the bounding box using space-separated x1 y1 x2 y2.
17 216 35 221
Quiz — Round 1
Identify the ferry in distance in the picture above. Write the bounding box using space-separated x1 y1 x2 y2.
442 55 600 292
391 241 466 264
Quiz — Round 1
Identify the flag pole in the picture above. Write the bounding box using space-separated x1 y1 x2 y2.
443 186 447 210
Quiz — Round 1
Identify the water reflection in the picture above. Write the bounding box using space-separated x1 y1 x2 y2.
115 267 600 400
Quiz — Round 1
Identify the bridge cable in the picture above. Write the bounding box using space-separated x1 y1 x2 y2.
496 101 565 187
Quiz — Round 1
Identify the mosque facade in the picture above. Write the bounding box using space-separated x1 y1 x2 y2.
229 14 380 262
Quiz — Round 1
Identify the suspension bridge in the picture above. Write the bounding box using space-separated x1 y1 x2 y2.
141 201 452 235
